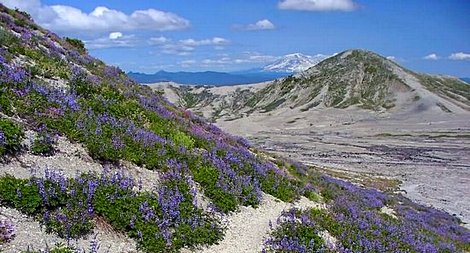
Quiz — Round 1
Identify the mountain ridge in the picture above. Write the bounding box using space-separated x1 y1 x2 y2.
128 70 288 85
156 49 470 121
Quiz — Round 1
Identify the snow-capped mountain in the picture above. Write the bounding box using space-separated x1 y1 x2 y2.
263 53 327 73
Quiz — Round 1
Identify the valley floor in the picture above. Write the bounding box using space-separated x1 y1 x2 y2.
217 108 470 229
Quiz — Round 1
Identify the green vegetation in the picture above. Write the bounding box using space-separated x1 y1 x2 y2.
65 37 86 54
416 74 470 107
0 170 223 252
31 130 55 156
262 98 286 112
0 118 24 157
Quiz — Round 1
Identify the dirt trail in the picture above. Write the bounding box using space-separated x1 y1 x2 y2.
192 195 323 253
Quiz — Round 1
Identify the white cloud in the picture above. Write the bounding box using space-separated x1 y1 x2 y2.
246 19 276 30
449 52 470 61
85 33 137 49
242 52 278 62
148 36 171 45
198 52 278 68
278 0 357 11
160 44 194 56
1 0 190 32
179 60 197 67
179 37 230 47
109 32 123 40
423 53 439 60
147 36 229 56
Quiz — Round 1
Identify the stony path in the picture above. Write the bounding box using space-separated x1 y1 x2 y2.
191 194 324 253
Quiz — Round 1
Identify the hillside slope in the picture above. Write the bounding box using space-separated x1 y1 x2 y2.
0 5 469 253
157 50 469 121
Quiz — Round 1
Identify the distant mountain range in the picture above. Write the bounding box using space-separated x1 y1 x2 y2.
128 70 288 86
460 77 470 83
128 53 326 85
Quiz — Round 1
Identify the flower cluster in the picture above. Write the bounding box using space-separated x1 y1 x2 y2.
31 125 56 156
0 219 15 243
264 175 470 252
0 166 223 252
263 208 327 253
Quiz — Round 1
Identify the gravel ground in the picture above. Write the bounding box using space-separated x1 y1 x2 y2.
217 108 470 229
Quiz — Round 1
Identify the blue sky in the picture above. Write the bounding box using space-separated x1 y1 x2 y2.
2 0 469 76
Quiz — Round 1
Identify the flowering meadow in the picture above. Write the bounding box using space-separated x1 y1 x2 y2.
0 5 469 253
0 5 314 252
262 170 470 252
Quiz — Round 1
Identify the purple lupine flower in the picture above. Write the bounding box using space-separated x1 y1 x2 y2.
0 131 5 146
36 178 49 205
129 215 136 229
161 229 172 246
88 233 100 253
111 135 124 150
139 201 155 222
0 219 15 243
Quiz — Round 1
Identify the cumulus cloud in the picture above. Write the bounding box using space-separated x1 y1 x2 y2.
179 37 230 47
245 19 276 30
423 53 439 60
149 37 229 55
179 60 197 67
242 52 278 62
197 52 278 68
148 36 171 45
1 0 190 32
278 0 357 11
448 52 470 61
109 32 123 40
161 44 194 56
386 56 396 61
85 33 137 49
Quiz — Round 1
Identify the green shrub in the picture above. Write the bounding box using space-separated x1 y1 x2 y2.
192 165 238 212
260 170 298 202
0 176 42 215
31 131 55 156
264 208 326 252
0 89 14 115
65 37 86 54
172 130 195 149
0 118 24 157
